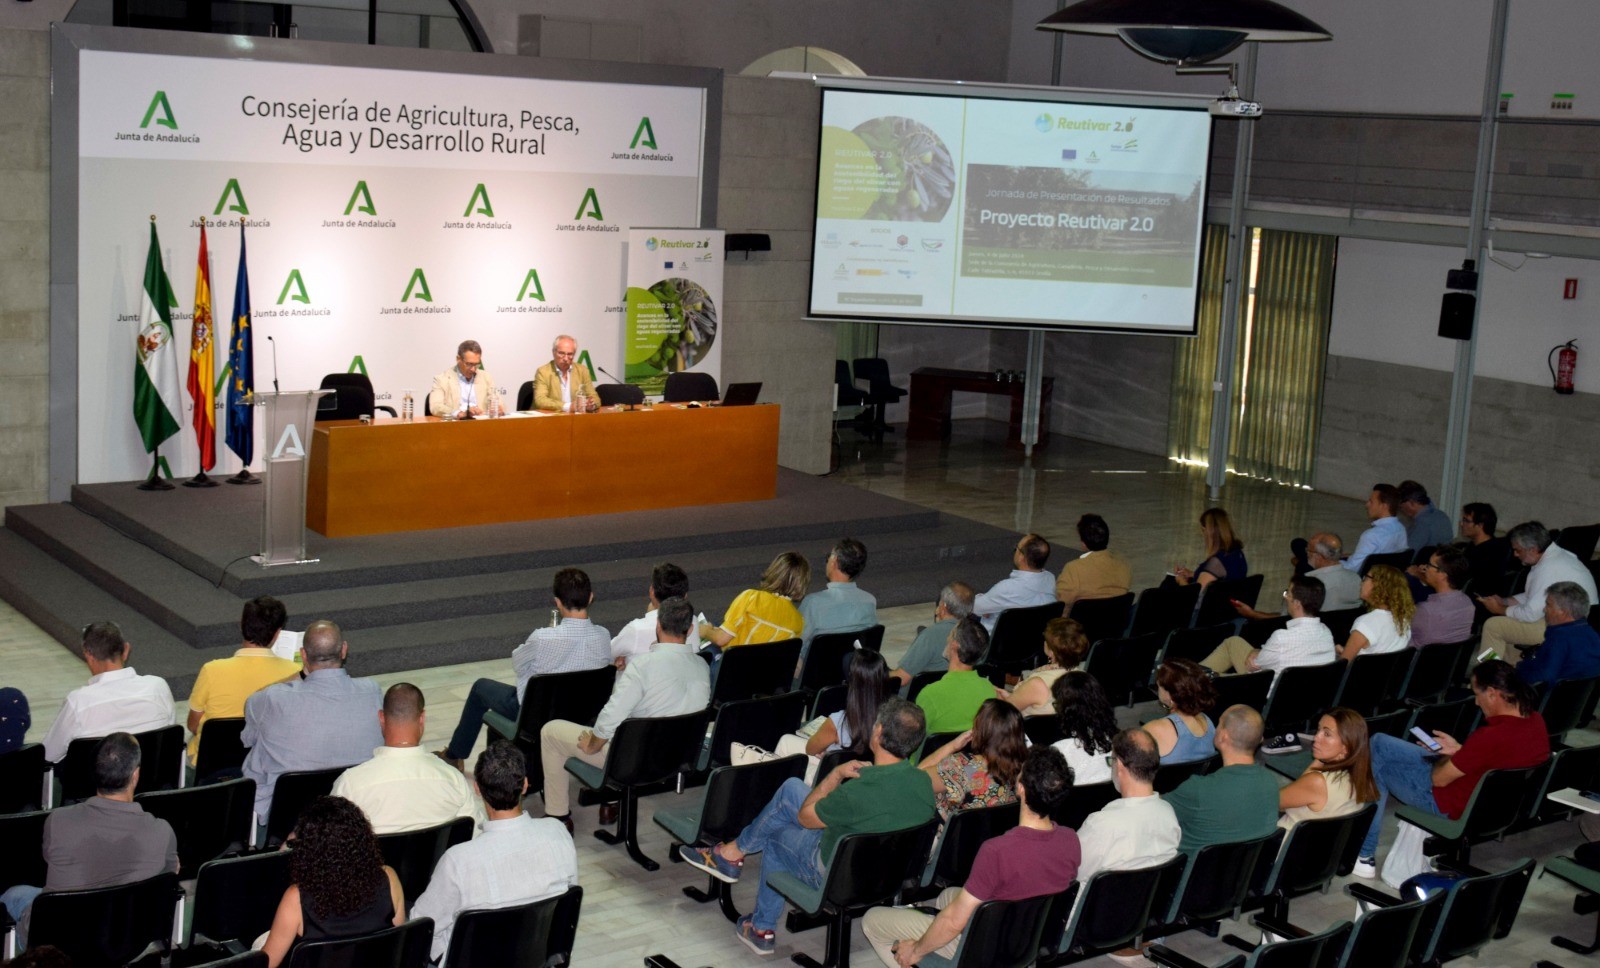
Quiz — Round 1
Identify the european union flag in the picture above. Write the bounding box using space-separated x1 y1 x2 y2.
225 223 254 465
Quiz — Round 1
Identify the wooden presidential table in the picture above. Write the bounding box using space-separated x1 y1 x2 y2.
906 367 1053 446
307 404 780 537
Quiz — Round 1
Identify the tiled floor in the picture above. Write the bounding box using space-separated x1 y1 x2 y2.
4 420 1595 967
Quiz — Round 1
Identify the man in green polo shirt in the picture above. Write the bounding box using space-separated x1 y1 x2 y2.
679 696 937 955
914 616 995 734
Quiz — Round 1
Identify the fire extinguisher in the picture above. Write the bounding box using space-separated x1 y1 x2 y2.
1550 340 1578 395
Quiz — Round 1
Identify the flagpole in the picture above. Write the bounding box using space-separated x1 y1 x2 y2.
137 444 174 491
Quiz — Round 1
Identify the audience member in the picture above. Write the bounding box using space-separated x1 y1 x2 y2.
187 596 300 765
1076 728 1181 881
798 538 878 655
1344 484 1408 573
412 741 578 963
41 621 174 764
1338 564 1414 659
1277 709 1377 832
863 747 1080 968
1354 660 1550 876
1055 514 1132 607
610 563 700 665
438 568 612 769
1143 659 1218 765
539 596 710 830
678 697 937 955
242 619 382 821
1255 533 1360 618
1458 502 1512 595
1164 706 1279 857
914 617 994 734
700 552 809 651
801 649 891 758
0 733 178 945
973 533 1056 632
1201 576 1334 679
1408 547 1476 647
1050 672 1118 786
1398 480 1453 555
1173 507 1247 588
920 699 1025 821
1517 582 1600 684
998 617 1088 716
0 686 30 754
889 582 973 687
1478 522 1599 663
331 683 484 835
260 796 405 967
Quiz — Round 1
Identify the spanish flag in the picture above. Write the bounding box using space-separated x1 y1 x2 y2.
187 223 217 471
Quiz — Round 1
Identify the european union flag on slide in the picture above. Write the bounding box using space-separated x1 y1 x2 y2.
1061 149 1078 160
664 261 674 269
225 223 254 465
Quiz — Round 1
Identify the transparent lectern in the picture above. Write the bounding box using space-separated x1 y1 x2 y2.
254 389 332 566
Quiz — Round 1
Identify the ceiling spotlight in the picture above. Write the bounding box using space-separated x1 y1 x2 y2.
1037 0 1331 67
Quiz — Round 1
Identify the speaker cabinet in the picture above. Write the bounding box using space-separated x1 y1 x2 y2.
1438 292 1476 340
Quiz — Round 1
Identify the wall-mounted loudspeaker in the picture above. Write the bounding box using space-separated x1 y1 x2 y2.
1438 292 1475 340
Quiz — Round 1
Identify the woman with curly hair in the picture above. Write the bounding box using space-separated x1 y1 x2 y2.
920 699 1025 821
262 796 404 967
1172 507 1247 588
1143 658 1218 764
999 617 1090 717
1338 564 1415 659
1049 671 1117 785
1278 707 1378 831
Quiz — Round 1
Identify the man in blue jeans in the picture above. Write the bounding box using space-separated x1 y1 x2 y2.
679 696 937 955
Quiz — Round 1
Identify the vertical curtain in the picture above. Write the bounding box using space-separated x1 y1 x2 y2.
1229 229 1337 486
1167 224 1233 465
835 321 879 367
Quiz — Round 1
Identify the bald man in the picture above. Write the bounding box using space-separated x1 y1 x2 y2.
1162 705 1280 857
332 683 485 835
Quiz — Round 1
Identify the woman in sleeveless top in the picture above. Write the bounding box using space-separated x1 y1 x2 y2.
1173 507 1248 588
1338 565 1415 660
1049 671 1117 786
1279 708 1378 832
1143 658 1218 764
803 650 890 755
1000 617 1089 717
262 796 405 967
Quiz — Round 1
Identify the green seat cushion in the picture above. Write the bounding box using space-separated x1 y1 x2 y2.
483 710 518 741
1394 804 1466 840
564 757 606 790
652 787 710 845
1545 855 1600 893
1263 750 1314 781
766 870 825 916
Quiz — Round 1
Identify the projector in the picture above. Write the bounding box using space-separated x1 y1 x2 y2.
1209 99 1263 119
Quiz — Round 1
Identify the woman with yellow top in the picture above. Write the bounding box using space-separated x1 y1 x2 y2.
701 552 810 650
186 596 300 769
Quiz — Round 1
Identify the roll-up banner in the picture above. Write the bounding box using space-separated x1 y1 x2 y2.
623 228 725 396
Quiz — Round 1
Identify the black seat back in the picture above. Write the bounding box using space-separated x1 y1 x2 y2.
1068 593 1135 645
713 639 801 704
287 918 434 968
60 723 185 804
663 371 719 403
1153 753 1218 795
810 682 848 719
834 360 867 406
1244 920 1352 968
195 716 249 782
596 383 644 407
1195 575 1264 627
137 776 256 878
193 850 294 946
265 767 347 845
852 358 906 398
317 372 376 421
814 747 870 786
1538 674 1599 740
1054 855 1186 957
515 380 534 411
1263 660 1347 734
694 756 809 843
1336 891 1438 968
800 628 884 693
1400 639 1474 704
706 691 808 769
1056 781 1117 830
1240 615 1289 647
1161 623 1235 666
1364 708 1410 739
604 710 709 788
1417 858 1534 964
1321 608 1365 645
517 665 618 793
1406 695 1478 740
919 732 964 764
1361 550 1415 575
929 801 1021 886
1131 584 1201 638
1533 744 1600 823
1213 670 1273 713
1337 650 1414 717
1172 833 1277 924
0 743 44 814
29 871 184 965
444 886 582 968
1023 715 1064 747
1085 633 1165 706
987 602 1065 675
818 820 938 912
378 817 475 904
0 809 48 893
951 894 1056 968
906 670 943 703
1459 766 1545 843
1554 523 1600 560
1264 803 1377 899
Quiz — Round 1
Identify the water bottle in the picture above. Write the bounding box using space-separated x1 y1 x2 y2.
402 390 414 421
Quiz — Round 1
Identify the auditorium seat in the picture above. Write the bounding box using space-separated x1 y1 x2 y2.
852 357 906 431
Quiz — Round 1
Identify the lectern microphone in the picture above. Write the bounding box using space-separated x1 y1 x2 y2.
266 335 280 392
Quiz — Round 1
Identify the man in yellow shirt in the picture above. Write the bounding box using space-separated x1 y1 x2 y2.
186 597 300 767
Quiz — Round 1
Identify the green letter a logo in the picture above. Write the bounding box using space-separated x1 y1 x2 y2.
141 91 178 130
277 269 310 305
403 269 433 303
463 183 494 218
345 181 377 216
630 117 657 150
574 187 604 222
214 178 249 216
517 269 546 302
348 355 368 376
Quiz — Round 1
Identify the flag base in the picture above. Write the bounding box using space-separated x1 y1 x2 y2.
182 471 220 489
226 469 262 486
136 470 174 492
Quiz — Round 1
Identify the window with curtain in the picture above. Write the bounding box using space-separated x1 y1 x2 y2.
835 322 879 368
1168 226 1338 487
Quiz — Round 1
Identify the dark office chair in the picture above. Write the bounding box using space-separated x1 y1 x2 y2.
853 357 906 431
597 383 646 406
663 371 719 402
835 360 868 409
317 373 397 420
516 380 535 411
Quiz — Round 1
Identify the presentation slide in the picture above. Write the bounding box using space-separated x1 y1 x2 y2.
808 87 1212 334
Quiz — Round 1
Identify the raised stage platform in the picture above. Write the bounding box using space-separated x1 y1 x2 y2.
0 469 1019 694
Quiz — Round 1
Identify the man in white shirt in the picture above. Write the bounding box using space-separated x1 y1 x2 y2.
1236 534 1361 623
412 740 577 963
1077 728 1180 881
42 622 174 764
610 562 701 666
538 596 711 829
973 533 1057 633
1202 576 1335 679
1477 521 1600 663
332 683 485 835
1343 484 1409 573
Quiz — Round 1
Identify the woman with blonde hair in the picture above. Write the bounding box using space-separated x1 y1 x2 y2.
1278 707 1378 831
1337 564 1414 659
701 551 810 650
999 617 1089 717
1173 507 1247 588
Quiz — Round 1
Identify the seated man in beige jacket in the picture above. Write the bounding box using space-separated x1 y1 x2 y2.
428 339 501 417
533 335 600 412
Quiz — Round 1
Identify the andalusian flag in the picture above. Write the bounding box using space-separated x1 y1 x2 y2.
187 223 217 470
133 222 183 453
225 223 255 465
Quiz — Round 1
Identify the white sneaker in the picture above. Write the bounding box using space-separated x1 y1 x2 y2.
1351 856 1377 879
1106 952 1153 967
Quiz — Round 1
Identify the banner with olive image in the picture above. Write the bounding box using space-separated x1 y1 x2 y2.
623 228 724 396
